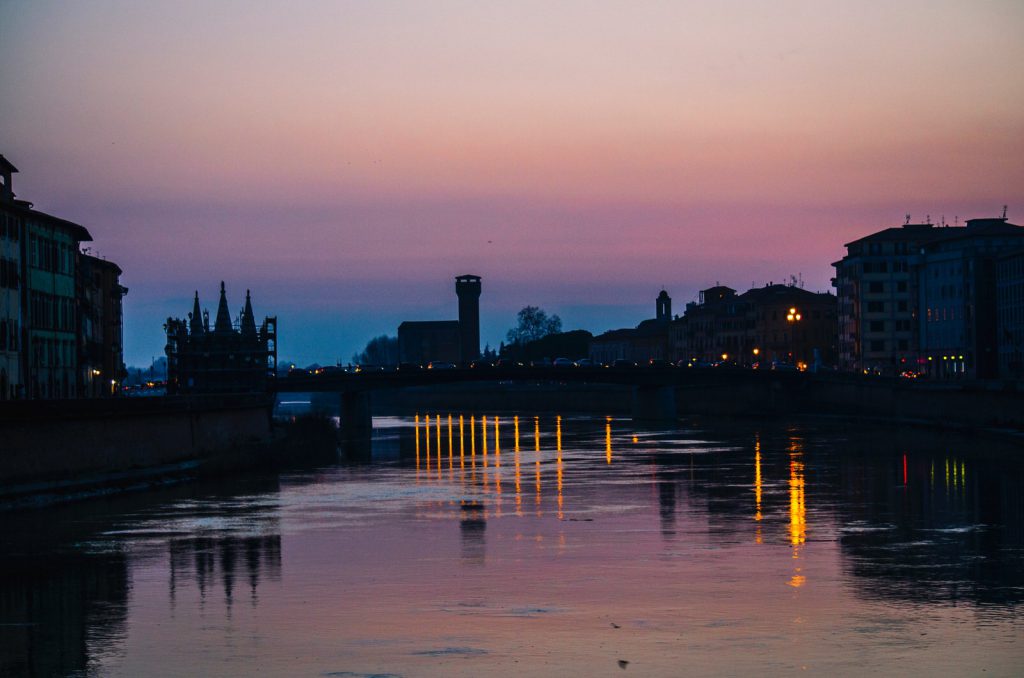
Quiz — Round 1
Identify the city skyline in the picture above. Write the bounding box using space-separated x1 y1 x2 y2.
2 1 1022 365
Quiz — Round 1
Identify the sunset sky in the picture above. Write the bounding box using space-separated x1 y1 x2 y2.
2 1 1022 365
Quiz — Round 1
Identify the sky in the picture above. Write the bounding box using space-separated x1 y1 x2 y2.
2 0 1022 366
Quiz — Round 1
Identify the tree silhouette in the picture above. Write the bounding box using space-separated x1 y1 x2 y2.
506 306 562 346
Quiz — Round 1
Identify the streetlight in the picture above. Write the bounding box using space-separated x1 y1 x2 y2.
786 307 802 365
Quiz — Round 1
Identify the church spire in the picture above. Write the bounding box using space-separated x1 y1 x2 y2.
214 281 234 333
189 291 205 336
240 289 257 339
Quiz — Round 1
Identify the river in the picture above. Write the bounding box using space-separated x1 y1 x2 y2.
1 414 1022 676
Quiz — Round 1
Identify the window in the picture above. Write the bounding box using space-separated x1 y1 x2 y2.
869 320 885 332
897 281 907 293
898 339 909 351
867 301 884 313
869 282 884 294
870 339 885 352
897 300 908 312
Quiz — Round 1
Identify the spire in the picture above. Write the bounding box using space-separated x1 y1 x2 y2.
189 291 205 336
240 289 257 338
214 281 234 333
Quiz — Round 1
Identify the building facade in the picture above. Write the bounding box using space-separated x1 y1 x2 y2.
832 222 947 375
79 254 128 396
397 275 482 365
672 284 836 368
997 249 1024 379
0 156 21 398
590 290 673 364
917 217 1024 379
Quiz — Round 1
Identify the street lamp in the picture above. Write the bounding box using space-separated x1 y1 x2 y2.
786 307 802 365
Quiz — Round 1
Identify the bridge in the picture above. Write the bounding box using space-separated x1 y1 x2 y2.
275 366 809 436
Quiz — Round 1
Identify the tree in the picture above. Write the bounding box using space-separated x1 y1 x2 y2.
352 334 399 365
506 306 562 346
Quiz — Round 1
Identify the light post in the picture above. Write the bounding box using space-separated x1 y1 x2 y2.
786 307 802 366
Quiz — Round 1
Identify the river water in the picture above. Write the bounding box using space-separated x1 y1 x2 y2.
2 414 1022 677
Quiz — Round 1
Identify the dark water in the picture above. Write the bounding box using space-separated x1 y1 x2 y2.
1 414 1022 677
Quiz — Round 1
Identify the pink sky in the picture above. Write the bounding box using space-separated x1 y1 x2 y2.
2 1 1022 364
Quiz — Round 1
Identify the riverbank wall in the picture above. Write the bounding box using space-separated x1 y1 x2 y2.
679 374 1024 432
0 396 336 508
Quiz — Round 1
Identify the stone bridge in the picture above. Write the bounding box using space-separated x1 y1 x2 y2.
275 366 809 435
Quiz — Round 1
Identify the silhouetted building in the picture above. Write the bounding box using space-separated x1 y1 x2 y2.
670 286 742 363
0 153 123 399
997 249 1024 379
165 282 277 394
918 216 1024 379
78 254 128 397
398 274 482 365
590 291 673 364
397 320 461 364
0 155 21 399
832 220 948 374
672 284 836 367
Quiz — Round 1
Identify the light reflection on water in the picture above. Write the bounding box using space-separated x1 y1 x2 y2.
1 414 1023 677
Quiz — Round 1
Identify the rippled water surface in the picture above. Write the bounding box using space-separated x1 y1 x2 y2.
2 414 1023 676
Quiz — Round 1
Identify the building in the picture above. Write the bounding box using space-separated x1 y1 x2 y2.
165 283 277 394
832 220 949 375
997 249 1024 379
397 275 482 365
672 284 836 367
1 153 129 399
590 290 673 364
741 285 837 368
917 216 1024 379
670 286 744 364
0 154 101 398
0 156 21 398
78 254 128 396
397 320 461 364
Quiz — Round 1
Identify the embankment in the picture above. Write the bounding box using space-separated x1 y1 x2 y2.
0 396 336 508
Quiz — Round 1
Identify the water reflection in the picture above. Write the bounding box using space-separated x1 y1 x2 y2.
2 415 1022 674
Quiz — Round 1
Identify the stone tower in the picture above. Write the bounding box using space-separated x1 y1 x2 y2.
455 275 482 364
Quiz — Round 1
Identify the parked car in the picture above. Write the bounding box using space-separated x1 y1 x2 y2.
612 359 637 369
553 357 575 368
576 358 596 367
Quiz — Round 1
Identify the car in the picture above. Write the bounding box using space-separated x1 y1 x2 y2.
576 358 596 367
469 360 494 369
770 361 799 372
647 359 673 369
397 362 422 371
553 357 575 368
612 359 637 369
494 358 523 368
530 358 552 368
426 361 456 370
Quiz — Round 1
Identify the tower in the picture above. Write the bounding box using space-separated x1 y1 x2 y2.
455 274 482 364
656 289 672 322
